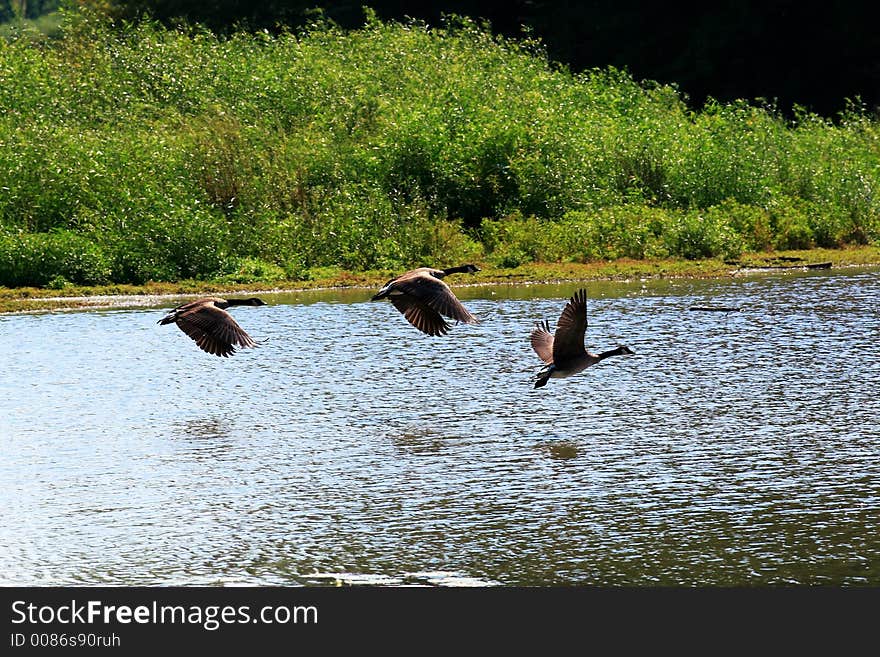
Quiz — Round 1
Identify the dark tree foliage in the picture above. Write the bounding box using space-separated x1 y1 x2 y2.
0 0 61 22
109 0 880 116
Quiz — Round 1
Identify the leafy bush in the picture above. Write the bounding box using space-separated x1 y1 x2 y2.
101 206 232 284
481 214 571 267
214 257 287 284
0 231 112 287
704 199 773 252
663 210 744 260
565 206 672 260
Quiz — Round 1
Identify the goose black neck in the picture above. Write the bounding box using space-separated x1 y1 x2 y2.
440 264 478 277
598 346 631 360
225 298 264 307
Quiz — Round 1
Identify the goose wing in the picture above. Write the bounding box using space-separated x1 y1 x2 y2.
389 294 452 336
174 303 257 357
393 274 477 324
530 320 555 364
552 289 588 362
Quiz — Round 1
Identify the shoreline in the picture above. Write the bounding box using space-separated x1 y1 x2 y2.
2 246 879 314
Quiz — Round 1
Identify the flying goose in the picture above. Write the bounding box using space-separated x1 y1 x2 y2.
530 289 633 388
371 264 480 336
158 297 266 357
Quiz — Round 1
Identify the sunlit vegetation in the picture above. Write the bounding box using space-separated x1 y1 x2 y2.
1 9 879 288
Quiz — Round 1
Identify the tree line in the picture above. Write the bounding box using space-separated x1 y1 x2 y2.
54 0 880 117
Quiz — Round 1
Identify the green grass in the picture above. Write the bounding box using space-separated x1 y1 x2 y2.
1 9 879 288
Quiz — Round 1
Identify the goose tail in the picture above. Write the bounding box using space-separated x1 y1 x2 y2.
534 365 555 389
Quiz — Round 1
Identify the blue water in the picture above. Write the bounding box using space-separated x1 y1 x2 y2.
1 267 878 585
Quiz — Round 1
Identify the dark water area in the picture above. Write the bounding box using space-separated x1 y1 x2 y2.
1 267 878 585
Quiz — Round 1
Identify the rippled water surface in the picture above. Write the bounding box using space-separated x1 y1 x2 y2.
2 268 879 586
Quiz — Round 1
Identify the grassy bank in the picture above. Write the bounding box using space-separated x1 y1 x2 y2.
3 245 878 314
1 10 879 290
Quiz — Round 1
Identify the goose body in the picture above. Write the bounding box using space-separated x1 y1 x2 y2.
158 297 266 357
530 289 633 388
371 264 480 336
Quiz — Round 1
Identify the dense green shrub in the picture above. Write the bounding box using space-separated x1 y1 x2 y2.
663 210 743 260
481 214 571 267
0 230 112 286
482 204 748 265
565 206 672 260
704 199 773 252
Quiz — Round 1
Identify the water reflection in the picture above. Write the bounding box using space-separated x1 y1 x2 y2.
388 427 450 456
1 267 878 585
536 441 581 461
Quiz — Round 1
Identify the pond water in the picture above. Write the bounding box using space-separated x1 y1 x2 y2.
1 267 878 586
